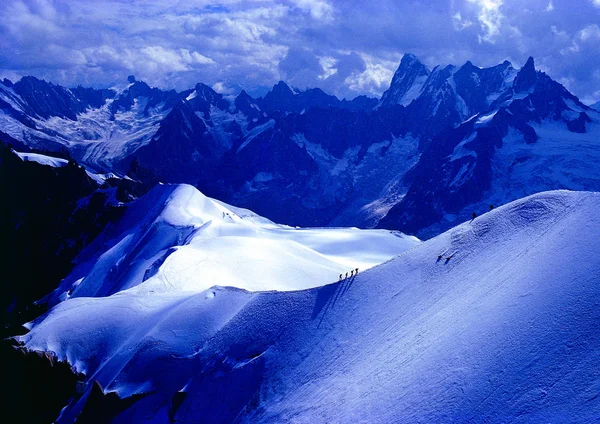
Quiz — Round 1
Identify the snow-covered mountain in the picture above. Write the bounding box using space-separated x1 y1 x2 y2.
20 189 600 422
379 57 600 237
2 55 599 237
378 53 430 107
40 183 419 307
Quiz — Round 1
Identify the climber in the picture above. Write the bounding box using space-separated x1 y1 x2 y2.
489 204 494 211
472 211 477 220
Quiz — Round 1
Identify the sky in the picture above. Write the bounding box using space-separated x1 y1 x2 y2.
0 0 599 103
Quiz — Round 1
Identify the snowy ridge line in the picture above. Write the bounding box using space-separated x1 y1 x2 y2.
19 189 600 423
39 183 420 305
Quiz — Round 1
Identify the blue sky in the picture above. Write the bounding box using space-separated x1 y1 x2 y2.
1 0 599 102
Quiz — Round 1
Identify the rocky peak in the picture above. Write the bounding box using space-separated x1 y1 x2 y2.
12 76 81 120
272 81 294 96
513 57 537 93
379 53 431 107
188 83 229 112
259 81 297 113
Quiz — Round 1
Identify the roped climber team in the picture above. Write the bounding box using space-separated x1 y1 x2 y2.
339 268 359 281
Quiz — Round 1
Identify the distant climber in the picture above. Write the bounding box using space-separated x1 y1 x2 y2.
489 204 494 211
355 268 359 274
339 274 343 281
472 212 477 220
345 272 348 278
350 270 354 277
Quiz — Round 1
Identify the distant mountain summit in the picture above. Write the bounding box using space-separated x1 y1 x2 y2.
378 53 430 107
1 55 599 237
378 55 599 237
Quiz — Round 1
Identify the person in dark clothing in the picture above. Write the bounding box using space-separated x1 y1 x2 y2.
489 204 494 211
472 212 477 220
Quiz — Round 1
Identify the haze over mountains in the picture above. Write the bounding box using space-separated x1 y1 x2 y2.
2 54 599 238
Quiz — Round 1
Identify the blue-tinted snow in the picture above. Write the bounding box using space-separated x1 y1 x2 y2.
20 189 600 422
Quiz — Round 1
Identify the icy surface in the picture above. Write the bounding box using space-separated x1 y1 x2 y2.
13 150 115 184
39 183 419 304
14 151 68 168
21 189 600 422
0 90 169 170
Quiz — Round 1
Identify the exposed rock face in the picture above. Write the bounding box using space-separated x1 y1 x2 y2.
0 339 83 423
379 53 430 107
0 141 131 338
378 59 599 238
512 56 537 93
1 57 599 235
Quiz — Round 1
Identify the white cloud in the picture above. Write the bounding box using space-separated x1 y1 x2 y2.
546 1 554 12
579 24 600 41
289 0 334 22
560 41 580 55
318 56 338 80
551 25 567 37
180 49 216 66
452 12 473 30
1 0 600 101
466 0 504 43
345 55 394 96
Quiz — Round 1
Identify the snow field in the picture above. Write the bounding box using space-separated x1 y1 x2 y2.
21 189 600 422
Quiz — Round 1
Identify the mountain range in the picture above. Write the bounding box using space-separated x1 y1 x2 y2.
2 54 599 237
3 52 600 422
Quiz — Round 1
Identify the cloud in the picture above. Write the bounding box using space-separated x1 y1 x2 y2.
318 56 337 79
140 46 215 73
345 60 394 96
0 0 599 102
289 0 334 22
277 48 371 98
579 24 600 41
466 0 505 43
452 12 474 30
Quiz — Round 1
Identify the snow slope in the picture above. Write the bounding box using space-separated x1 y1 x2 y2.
20 189 600 422
41 183 419 305
14 151 69 168
13 150 122 185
